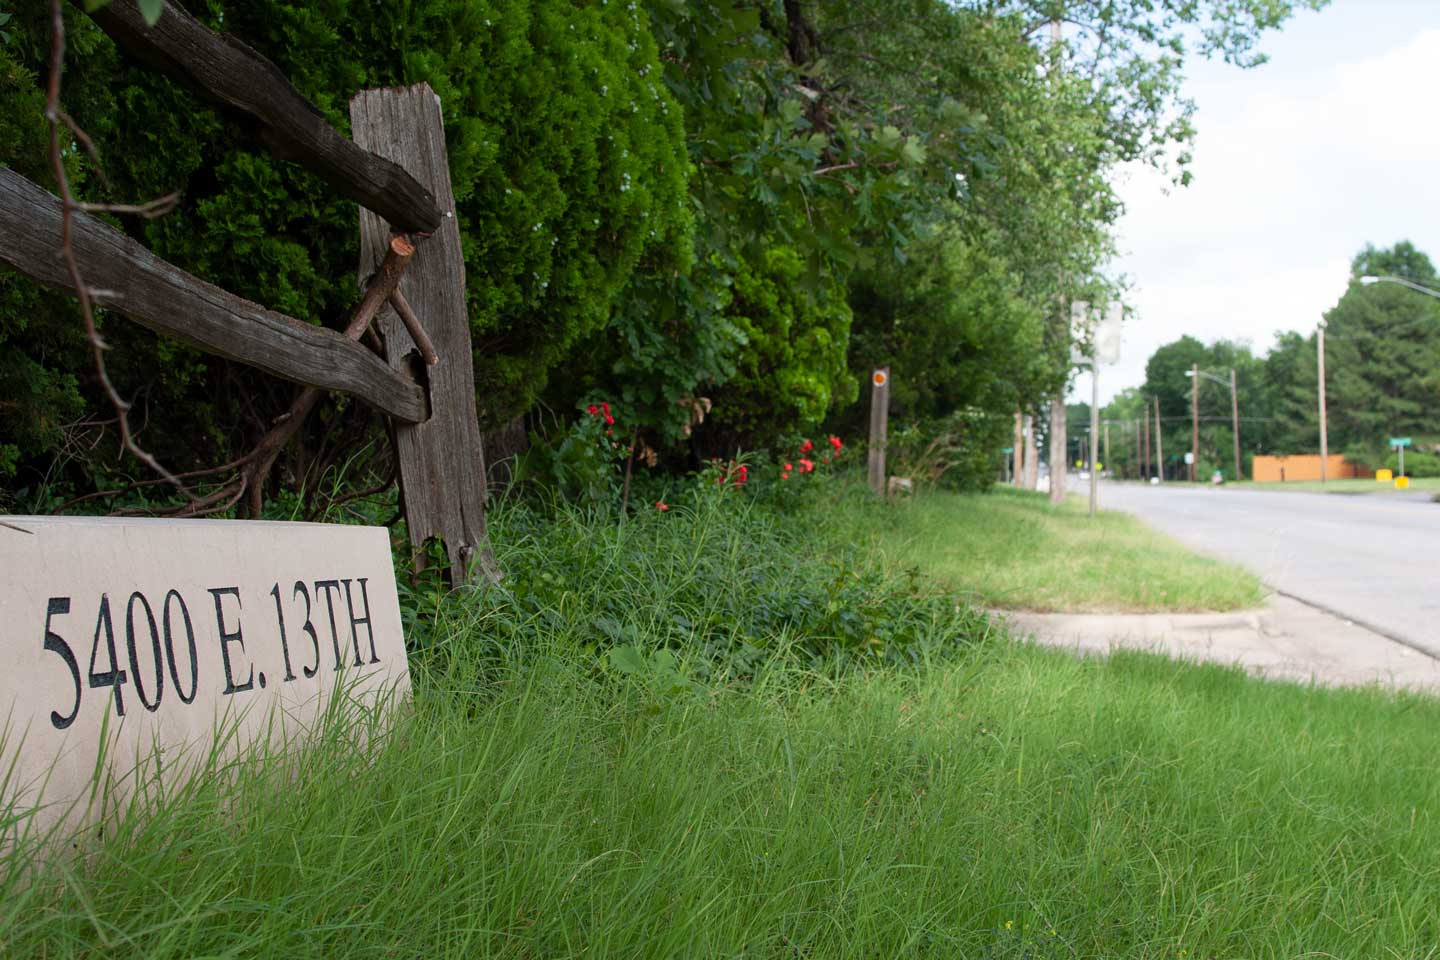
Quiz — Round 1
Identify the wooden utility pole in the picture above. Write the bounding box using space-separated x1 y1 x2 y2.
1103 422 1110 475
868 367 890 495
1154 396 1165 482
1142 404 1150 479
1190 363 1199 482
1230 367 1242 481
1317 326 1329 484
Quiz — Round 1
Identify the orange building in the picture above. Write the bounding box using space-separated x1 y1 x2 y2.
1251 454 1373 483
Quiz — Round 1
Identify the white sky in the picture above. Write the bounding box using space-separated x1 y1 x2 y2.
1090 0 1440 404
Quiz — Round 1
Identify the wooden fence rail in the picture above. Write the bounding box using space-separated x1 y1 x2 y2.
0 167 426 423
82 0 443 234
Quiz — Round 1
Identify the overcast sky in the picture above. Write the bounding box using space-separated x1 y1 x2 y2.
1089 0 1440 405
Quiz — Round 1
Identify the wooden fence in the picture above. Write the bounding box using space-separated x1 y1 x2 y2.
0 0 496 585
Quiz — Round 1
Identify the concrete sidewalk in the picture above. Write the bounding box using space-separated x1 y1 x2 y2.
994 594 1440 693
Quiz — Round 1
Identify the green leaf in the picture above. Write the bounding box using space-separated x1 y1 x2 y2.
609 645 647 676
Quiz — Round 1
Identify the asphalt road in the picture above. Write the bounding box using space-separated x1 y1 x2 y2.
1089 480 1440 658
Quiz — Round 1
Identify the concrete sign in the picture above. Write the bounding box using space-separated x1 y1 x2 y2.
0 517 410 838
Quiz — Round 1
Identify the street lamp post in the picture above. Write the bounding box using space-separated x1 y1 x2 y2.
1185 367 1243 482
1360 275 1440 299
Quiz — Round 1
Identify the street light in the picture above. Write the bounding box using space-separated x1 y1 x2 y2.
1186 366 1243 482
1360 275 1440 299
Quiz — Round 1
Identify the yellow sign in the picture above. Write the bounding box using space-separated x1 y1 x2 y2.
1074 459 1083 468
1376 469 1393 482
871 370 888 387
1396 476 1411 490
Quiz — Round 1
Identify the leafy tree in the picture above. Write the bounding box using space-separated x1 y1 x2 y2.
1323 243 1440 457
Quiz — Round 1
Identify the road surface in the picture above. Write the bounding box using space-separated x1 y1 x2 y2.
1090 481 1440 658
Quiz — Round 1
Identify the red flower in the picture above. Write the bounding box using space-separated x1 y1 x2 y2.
784 462 793 471
829 435 843 450
606 428 614 436
735 465 748 484
800 439 814 453
799 458 814 473
605 414 615 425
656 501 669 512
587 404 599 416
601 401 611 417
781 472 790 480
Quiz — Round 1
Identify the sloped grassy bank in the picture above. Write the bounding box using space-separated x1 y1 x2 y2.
5 484 1439 957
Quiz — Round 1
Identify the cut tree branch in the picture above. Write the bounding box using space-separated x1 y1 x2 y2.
46 0 183 493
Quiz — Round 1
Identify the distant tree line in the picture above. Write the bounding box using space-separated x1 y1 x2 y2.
1065 242 1440 480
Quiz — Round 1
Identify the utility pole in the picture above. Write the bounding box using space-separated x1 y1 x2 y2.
1142 405 1150 480
1229 367 1242 481
1154 395 1164 482
1190 362 1199 482
1103 422 1110 475
1317 326 1328 484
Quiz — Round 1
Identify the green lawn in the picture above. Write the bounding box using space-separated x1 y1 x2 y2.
10 638 1440 957
1227 476 1440 495
11 485 1439 959
865 486 1264 612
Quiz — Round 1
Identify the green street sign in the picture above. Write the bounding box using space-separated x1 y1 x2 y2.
1390 437 1412 448
1002 447 1014 454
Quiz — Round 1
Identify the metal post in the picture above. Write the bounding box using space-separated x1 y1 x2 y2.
1089 362 1099 515
1230 367 1242 481
1317 326 1328 484
1190 362 1198 483
867 367 890 495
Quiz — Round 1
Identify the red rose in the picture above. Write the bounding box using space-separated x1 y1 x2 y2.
829 436 843 450
656 501 669 512
800 439 814 453
587 404 599 415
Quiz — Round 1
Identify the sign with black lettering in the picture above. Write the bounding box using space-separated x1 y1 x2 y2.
0 517 410 837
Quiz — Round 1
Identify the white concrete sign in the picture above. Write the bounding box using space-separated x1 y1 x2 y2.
0 517 410 838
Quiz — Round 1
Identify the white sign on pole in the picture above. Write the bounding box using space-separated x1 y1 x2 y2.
1 517 411 838
1096 302 1123 366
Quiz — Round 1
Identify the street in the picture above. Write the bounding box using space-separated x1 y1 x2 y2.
1091 480 1440 658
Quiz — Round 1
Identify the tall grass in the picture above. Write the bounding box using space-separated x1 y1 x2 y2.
7 636 1440 956
6 483 1437 957
863 487 1264 612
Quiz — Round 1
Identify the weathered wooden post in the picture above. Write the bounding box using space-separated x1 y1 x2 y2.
867 367 890 495
351 85 499 586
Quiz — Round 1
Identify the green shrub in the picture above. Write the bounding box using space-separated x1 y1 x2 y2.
1384 449 1440 478
1 0 690 491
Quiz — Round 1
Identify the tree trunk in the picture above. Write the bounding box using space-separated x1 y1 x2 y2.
1049 395 1067 504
